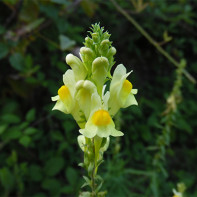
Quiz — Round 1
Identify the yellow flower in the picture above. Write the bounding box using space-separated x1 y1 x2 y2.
51 69 85 128
172 189 182 197
79 91 123 138
108 64 138 116
52 69 75 113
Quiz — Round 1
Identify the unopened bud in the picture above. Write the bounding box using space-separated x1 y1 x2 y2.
92 32 99 43
80 47 94 59
65 54 87 81
76 80 96 93
107 47 116 56
85 37 93 47
100 39 111 51
80 47 95 71
92 56 109 69
92 57 109 94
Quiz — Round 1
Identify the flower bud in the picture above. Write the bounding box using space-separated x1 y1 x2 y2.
92 32 99 43
85 37 93 48
99 39 111 55
66 54 87 81
101 39 111 51
80 47 95 72
107 46 116 56
92 57 109 95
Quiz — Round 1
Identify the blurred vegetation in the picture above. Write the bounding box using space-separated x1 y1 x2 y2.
0 0 197 196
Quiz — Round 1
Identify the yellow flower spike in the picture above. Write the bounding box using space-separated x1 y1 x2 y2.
92 110 111 126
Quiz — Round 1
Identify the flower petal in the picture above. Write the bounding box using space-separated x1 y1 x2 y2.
131 89 138 94
66 54 87 81
63 69 76 97
103 91 110 110
52 99 68 114
108 64 133 116
96 126 111 138
123 93 138 108
79 124 97 138
51 95 59 101
110 128 124 137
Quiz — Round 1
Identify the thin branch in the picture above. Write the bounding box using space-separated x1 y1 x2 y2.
110 0 196 84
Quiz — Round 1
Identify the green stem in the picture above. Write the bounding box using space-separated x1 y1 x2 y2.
91 137 96 197
110 0 196 84
36 33 60 49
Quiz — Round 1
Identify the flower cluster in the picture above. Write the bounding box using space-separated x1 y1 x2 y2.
52 24 137 140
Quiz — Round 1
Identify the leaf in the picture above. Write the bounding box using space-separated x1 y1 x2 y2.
9 53 25 71
59 35 76 51
50 131 64 141
19 122 29 130
80 0 97 17
0 124 8 135
79 191 91 197
81 181 89 188
51 0 69 4
0 167 14 191
44 157 64 176
0 43 9 59
95 180 103 193
19 0 39 22
24 18 45 33
29 165 43 182
2 128 22 141
24 54 33 69
24 127 38 135
19 135 31 147
163 31 172 42
33 193 47 197
82 176 91 185
2 0 19 6
41 178 61 193
26 108 36 122
1 114 21 124
39 4 59 20
65 167 78 186
0 25 6 35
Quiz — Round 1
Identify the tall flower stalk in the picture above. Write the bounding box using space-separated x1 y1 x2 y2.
52 24 138 196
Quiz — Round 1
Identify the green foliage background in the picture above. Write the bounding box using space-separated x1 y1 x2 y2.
0 0 197 196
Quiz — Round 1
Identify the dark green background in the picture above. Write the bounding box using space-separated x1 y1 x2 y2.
0 0 197 196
